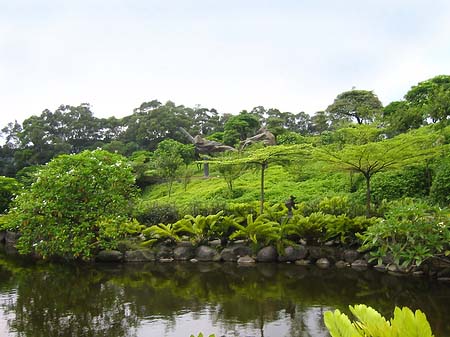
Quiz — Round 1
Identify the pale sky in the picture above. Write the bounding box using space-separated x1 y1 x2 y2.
1 0 450 129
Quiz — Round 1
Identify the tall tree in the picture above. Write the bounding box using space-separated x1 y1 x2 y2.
316 129 439 215
405 75 450 124
223 111 261 146
326 90 383 126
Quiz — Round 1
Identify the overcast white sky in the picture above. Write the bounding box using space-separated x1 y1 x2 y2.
1 0 450 129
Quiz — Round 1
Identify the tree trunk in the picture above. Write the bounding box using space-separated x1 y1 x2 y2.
365 174 371 216
260 162 267 214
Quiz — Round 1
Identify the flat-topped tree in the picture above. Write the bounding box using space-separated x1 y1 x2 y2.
315 128 440 216
213 144 312 214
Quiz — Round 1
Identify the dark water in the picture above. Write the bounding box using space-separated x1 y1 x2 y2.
0 252 449 337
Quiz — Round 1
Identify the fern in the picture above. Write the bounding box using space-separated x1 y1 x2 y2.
324 304 434 337
229 214 280 245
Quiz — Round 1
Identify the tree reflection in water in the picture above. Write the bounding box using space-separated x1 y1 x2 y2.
0 254 450 337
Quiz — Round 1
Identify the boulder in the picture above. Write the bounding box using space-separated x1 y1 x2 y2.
351 259 368 270
237 255 256 264
174 246 196 261
195 245 221 262
373 264 387 272
96 250 123 262
316 258 330 269
156 245 174 260
208 239 222 247
5 231 20 245
295 259 311 266
308 246 340 262
343 249 360 263
256 246 278 262
278 246 307 262
220 245 252 262
124 249 156 262
335 260 349 268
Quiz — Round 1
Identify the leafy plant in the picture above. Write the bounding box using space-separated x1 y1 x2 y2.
141 223 183 246
4 150 138 260
190 334 215 337
229 213 280 246
358 199 450 267
324 304 434 337
177 211 224 244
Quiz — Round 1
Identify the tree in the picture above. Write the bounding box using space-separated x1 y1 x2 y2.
405 75 450 124
154 139 195 196
0 176 20 213
382 101 424 135
4 149 138 260
223 111 261 146
326 90 383 125
316 129 439 215
213 144 311 214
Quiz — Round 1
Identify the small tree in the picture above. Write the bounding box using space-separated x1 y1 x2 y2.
213 144 311 214
4 149 138 260
154 139 195 196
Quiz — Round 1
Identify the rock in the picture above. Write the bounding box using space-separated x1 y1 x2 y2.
316 258 330 269
5 231 20 245
256 246 278 262
351 259 368 270
237 255 256 264
156 245 174 259
412 271 425 277
96 250 123 262
174 246 196 261
278 246 308 262
196 245 221 262
220 244 252 262
387 263 400 273
373 264 387 272
299 239 307 245
208 239 221 247
324 240 334 246
295 259 311 266
335 260 349 268
177 241 194 248
343 250 360 263
0 230 6 242
124 249 156 262
159 258 174 262
308 246 340 262
190 258 198 263
437 277 450 282
437 267 450 278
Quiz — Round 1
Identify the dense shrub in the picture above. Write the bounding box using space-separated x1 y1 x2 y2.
430 156 450 206
4 150 138 260
0 176 20 213
371 166 429 204
358 199 450 267
134 201 180 226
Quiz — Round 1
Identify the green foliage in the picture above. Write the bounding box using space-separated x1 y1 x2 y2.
178 211 225 244
190 333 215 337
4 149 138 260
141 223 182 246
430 156 450 206
371 166 429 204
324 304 434 337
229 214 280 246
0 176 21 213
358 199 450 267
287 211 378 244
133 201 180 226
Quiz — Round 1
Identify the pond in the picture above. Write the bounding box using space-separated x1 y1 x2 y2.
0 250 449 337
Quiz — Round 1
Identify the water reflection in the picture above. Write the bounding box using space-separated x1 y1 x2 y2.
0 253 449 337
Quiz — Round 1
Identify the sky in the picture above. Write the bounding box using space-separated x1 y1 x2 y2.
1 0 450 129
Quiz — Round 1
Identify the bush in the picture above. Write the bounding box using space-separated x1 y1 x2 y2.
430 156 450 206
4 150 138 260
0 176 20 213
134 201 180 226
358 199 450 267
